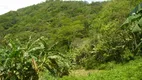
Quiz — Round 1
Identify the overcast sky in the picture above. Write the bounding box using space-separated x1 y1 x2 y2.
0 0 106 15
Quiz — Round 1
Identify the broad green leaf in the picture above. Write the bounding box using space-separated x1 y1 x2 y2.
132 24 141 32
122 14 141 26
138 18 142 26
137 3 142 13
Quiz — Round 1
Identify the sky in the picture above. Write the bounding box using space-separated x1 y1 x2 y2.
0 0 106 15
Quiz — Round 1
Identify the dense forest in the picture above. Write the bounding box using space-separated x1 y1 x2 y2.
0 0 142 80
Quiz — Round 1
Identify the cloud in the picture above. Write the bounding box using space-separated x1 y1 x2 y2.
0 0 46 15
0 6 10 15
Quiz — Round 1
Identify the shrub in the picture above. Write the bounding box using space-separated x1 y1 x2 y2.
0 37 70 79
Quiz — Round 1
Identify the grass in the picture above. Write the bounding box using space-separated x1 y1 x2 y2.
70 69 101 77
60 57 142 80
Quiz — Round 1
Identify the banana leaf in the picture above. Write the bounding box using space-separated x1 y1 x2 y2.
129 3 142 15
132 24 141 32
138 18 142 26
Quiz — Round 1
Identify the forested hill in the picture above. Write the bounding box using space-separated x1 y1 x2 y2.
0 0 141 62
0 0 142 79
0 0 141 61
0 1 105 43
0 0 139 43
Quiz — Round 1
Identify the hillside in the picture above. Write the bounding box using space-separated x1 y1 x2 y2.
0 1 104 42
0 0 142 80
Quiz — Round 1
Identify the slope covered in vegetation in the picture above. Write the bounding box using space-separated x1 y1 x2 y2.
0 0 142 79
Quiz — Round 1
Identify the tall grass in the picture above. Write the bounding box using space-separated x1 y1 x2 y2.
60 57 142 80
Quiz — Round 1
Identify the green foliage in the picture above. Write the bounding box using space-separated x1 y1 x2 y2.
60 57 142 80
74 0 139 69
122 3 142 55
0 11 18 29
0 37 69 79
0 0 104 51
0 0 142 79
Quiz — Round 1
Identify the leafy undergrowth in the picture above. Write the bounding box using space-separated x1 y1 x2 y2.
60 57 142 80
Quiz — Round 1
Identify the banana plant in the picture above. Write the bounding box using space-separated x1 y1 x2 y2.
122 3 142 55
0 36 69 80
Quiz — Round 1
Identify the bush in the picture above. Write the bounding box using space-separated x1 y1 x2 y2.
0 37 70 79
